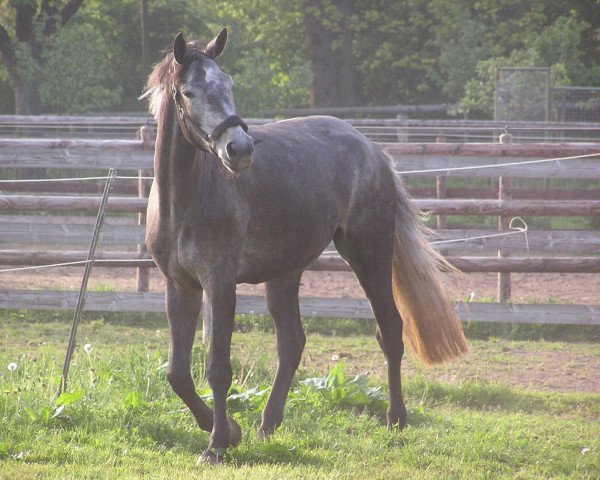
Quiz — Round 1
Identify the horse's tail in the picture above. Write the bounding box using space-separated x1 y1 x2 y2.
391 176 468 365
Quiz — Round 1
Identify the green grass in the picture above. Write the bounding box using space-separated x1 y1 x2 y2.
1 311 599 479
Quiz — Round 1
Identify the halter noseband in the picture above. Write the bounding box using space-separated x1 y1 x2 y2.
171 84 248 156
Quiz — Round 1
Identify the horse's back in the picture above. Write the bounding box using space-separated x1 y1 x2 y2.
232 116 397 283
249 116 391 193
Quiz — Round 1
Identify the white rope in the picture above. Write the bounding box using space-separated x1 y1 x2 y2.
0 219 533 274
397 151 600 175
0 175 153 184
1 151 599 184
430 217 530 251
0 176 113 184
0 260 90 273
0 257 157 274
319 218 529 256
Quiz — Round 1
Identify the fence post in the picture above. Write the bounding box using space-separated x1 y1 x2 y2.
396 113 408 142
136 125 154 292
60 169 116 395
435 134 448 256
498 131 513 302
202 293 212 345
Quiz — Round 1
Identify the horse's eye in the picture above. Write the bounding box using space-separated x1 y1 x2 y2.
183 91 195 99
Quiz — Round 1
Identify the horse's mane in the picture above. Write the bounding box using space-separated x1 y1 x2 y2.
140 41 206 119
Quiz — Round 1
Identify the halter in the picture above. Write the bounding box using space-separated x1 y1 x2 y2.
171 84 248 156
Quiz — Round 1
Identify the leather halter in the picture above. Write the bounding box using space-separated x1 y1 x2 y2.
171 84 248 156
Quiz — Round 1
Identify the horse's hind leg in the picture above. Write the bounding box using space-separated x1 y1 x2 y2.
334 228 407 429
165 281 241 448
258 270 306 438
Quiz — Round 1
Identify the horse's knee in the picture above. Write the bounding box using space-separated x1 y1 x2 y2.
166 366 192 395
206 362 232 395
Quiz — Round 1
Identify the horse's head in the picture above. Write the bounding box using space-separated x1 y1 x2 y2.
171 29 254 172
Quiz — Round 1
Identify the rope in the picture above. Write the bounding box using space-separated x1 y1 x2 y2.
0 175 153 184
0 260 90 273
1 221 530 273
1 151 599 184
429 217 530 251
0 258 156 274
397 151 600 175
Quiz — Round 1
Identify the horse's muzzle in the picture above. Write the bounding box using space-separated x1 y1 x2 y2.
222 134 255 171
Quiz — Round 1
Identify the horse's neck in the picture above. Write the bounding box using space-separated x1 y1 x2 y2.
153 98 208 212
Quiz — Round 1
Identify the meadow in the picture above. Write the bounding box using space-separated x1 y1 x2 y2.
1 310 599 479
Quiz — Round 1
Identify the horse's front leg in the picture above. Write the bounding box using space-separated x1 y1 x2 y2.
198 276 240 464
165 282 214 432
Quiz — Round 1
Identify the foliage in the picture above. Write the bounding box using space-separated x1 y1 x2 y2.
1 0 600 114
211 0 311 115
460 13 599 116
350 0 436 105
294 363 387 414
226 47 310 116
39 22 121 114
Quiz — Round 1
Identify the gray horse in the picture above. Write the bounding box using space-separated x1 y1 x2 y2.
142 29 467 464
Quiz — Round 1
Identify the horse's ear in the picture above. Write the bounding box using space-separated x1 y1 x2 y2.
173 32 187 64
204 28 227 59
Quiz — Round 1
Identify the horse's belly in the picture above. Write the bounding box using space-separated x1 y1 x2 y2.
235 228 335 284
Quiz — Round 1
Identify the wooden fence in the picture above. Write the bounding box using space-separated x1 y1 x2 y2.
1 123 599 325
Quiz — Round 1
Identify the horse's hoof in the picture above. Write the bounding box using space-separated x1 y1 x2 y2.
387 406 408 431
257 423 276 440
227 416 242 447
197 448 223 465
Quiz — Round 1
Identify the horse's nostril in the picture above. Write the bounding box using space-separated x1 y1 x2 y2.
226 142 236 158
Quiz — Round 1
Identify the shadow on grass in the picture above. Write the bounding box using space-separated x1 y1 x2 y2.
1 309 168 331
405 376 600 418
230 441 324 467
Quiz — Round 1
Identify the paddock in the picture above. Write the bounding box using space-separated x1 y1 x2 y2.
1 116 599 328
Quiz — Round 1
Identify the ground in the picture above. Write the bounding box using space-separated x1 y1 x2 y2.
2 267 599 394
3 267 600 304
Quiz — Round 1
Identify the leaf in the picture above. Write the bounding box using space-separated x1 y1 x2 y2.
122 391 143 410
56 388 84 406
23 404 37 422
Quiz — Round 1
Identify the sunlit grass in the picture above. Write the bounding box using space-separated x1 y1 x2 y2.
1 311 599 478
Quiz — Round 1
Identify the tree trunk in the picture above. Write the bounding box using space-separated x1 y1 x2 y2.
14 78 43 115
303 0 358 108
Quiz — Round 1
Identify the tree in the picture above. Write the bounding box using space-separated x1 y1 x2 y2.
39 22 121 114
82 0 211 111
460 13 599 117
213 0 311 114
302 0 357 107
0 0 84 114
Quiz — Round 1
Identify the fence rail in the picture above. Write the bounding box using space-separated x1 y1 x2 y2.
2 221 597 253
1 290 598 325
1 119 599 324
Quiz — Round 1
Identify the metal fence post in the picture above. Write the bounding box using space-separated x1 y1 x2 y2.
59 168 116 394
498 132 513 302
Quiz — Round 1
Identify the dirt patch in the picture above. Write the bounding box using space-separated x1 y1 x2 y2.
2 267 600 304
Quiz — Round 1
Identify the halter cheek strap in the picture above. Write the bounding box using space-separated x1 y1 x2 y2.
171 84 248 156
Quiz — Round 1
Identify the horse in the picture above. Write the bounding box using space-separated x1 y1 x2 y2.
141 28 468 464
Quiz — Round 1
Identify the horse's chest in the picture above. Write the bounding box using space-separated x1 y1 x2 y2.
146 203 241 280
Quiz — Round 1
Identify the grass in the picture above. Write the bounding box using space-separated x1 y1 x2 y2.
1 311 599 479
